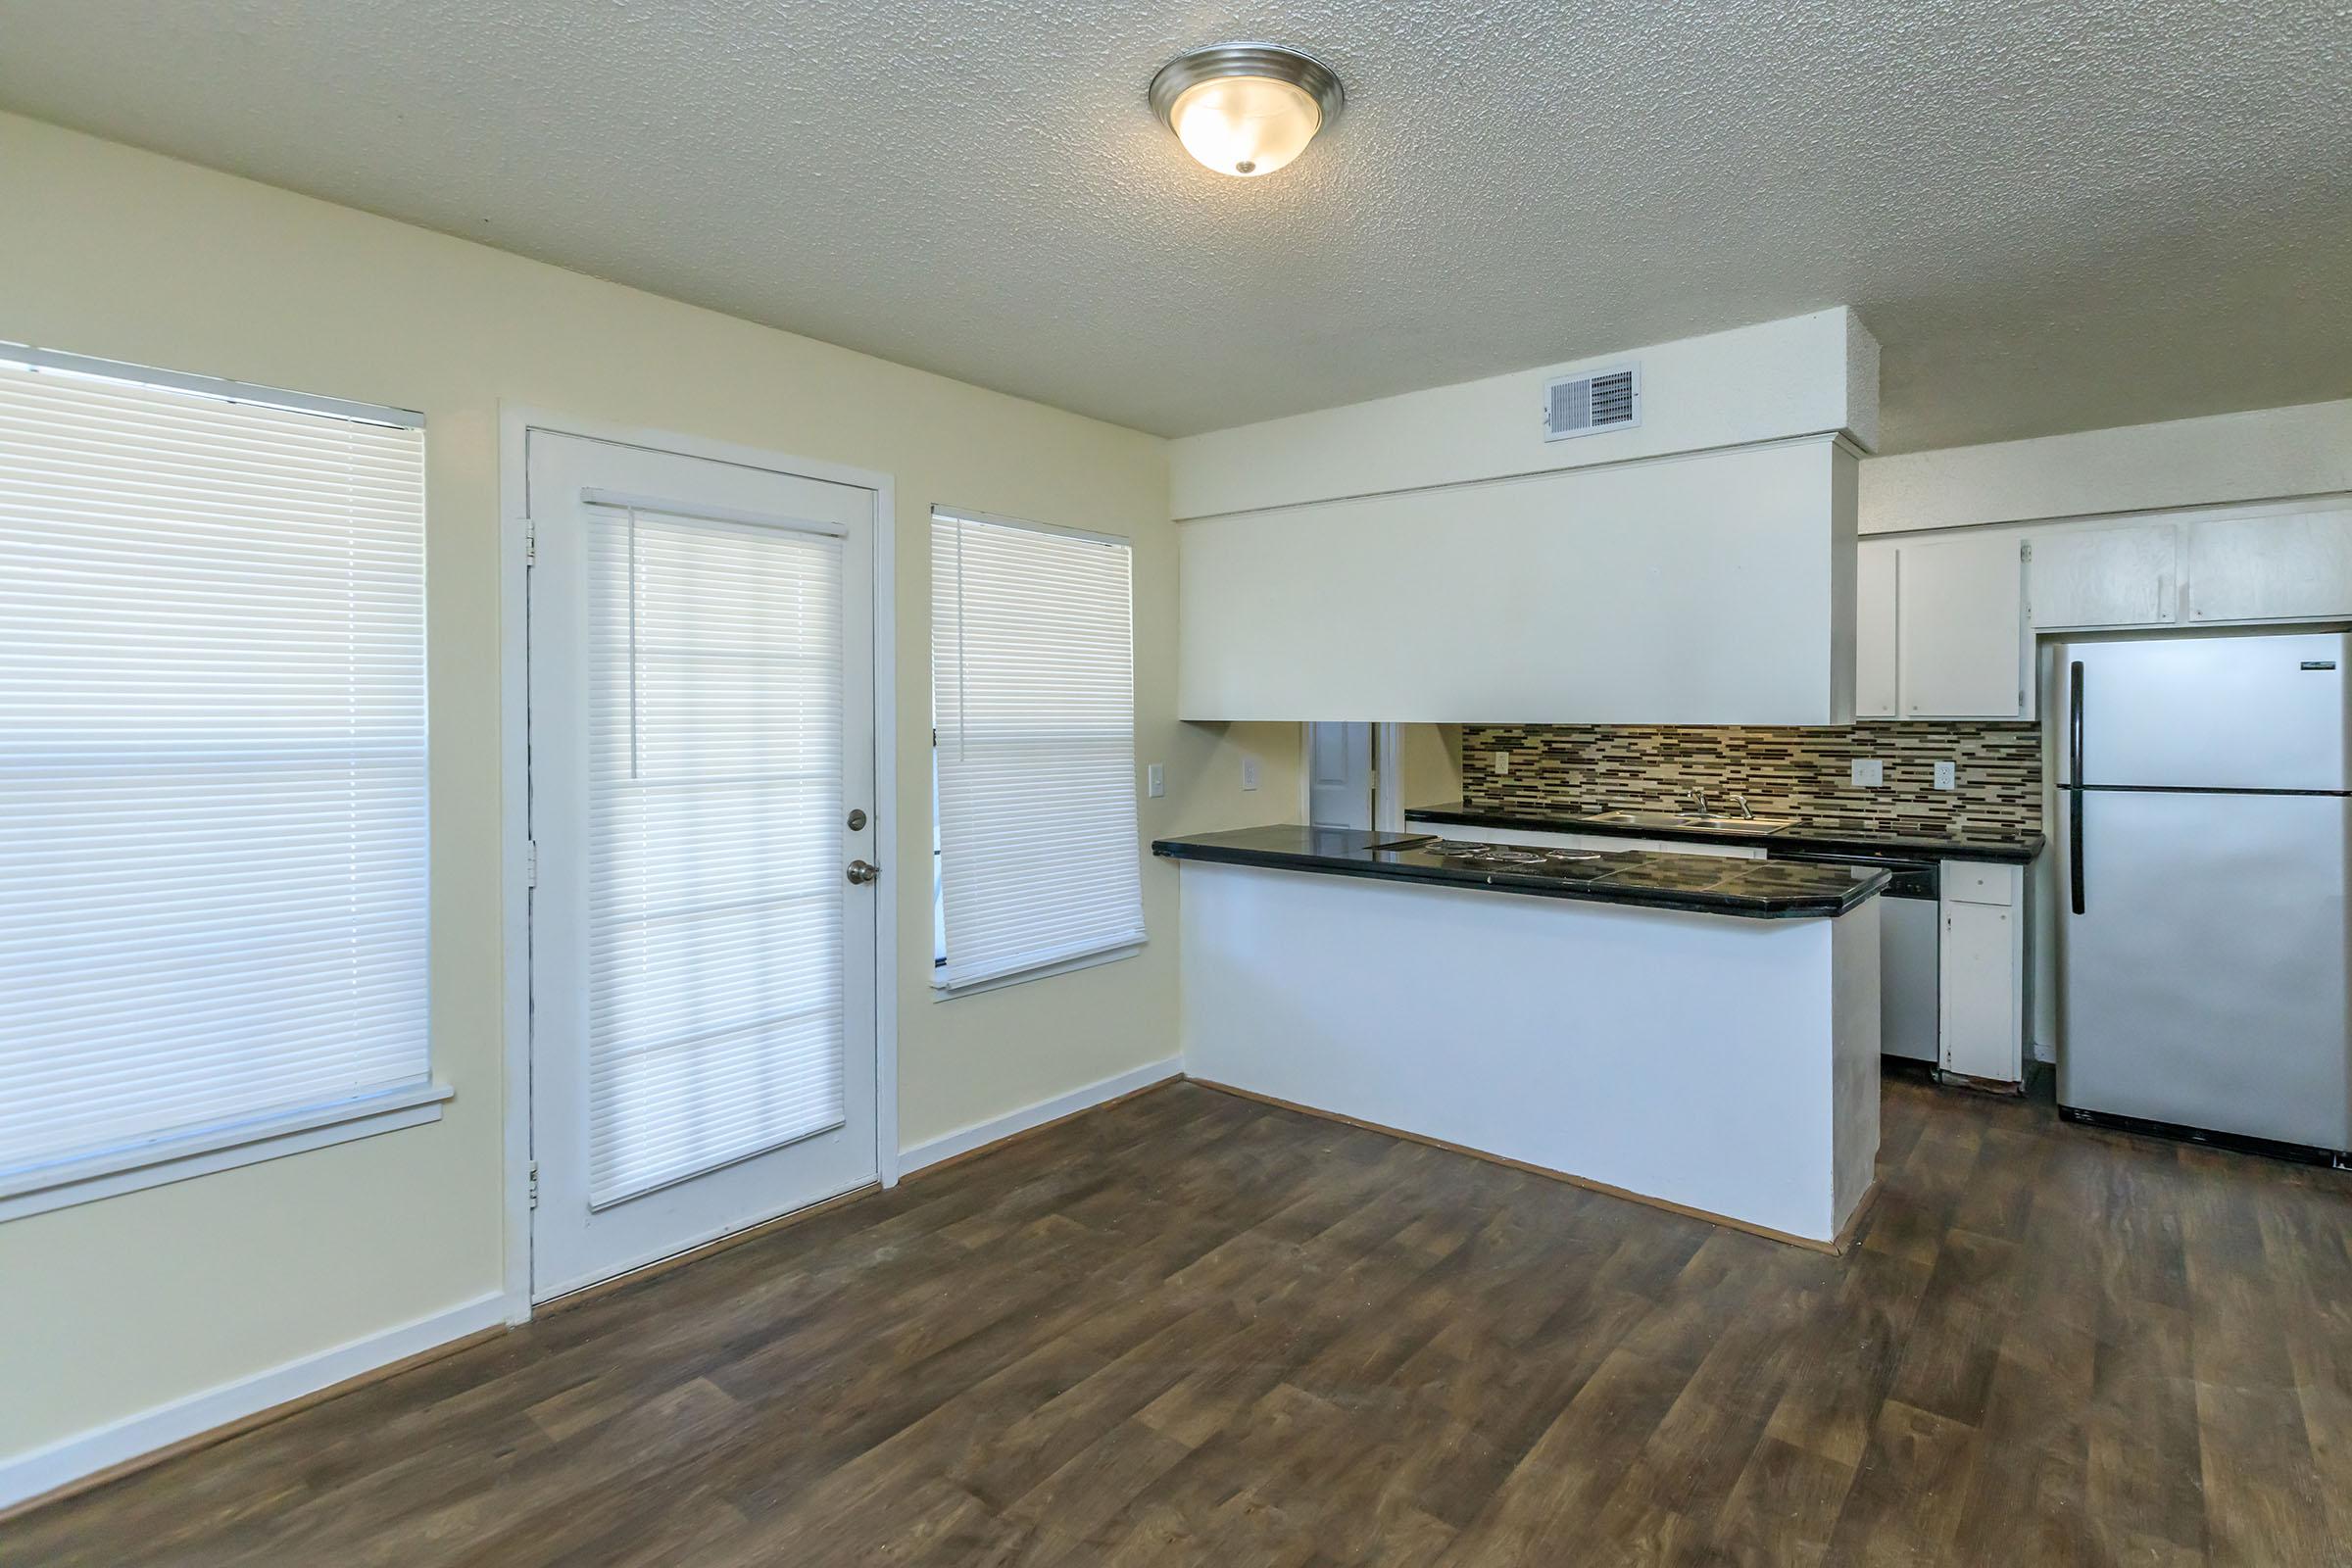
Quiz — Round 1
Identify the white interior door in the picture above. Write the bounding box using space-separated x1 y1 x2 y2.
1306 722 1373 827
526 429 880 1302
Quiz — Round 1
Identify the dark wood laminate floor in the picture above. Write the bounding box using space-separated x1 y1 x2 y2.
11 1075 2352 1566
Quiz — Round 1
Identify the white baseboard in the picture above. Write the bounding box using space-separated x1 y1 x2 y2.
900 1058 1181 1176
0 1290 512 1515
9 1063 1180 1515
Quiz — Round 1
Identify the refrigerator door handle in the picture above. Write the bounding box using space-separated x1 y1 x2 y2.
2070 787 2085 915
2068 659 2084 786
2068 659 2086 914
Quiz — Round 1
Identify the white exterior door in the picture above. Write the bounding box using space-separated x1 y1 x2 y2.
525 429 880 1301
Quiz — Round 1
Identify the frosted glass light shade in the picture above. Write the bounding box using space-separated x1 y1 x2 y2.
1169 75 1322 177
1150 44 1344 179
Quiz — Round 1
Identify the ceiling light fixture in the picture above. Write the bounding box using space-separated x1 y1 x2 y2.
1149 43 1344 178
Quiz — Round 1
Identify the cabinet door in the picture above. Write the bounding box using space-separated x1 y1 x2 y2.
1897 535 2028 719
1855 540 1899 717
2031 524 2178 628
1940 901 2018 1082
2187 509 2352 623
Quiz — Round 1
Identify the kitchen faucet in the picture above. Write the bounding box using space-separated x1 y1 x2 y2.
1688 789 1711 816
1730 793 1754 819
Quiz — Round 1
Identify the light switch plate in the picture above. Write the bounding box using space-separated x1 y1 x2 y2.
1147 762 1165 799
1851 759 1885 787
1241 755 1259 791
1934 760 1957 790
1492 751 1511 775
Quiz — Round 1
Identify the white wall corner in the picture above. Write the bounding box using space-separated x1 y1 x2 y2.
898 1058 1181 1177
1840 308 1883 455
1828 441 1861 723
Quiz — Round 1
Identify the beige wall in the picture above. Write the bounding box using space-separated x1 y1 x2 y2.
0 114 1298 1464
1398 724 1463 808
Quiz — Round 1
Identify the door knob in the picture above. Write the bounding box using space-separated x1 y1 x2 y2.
846 859 882 885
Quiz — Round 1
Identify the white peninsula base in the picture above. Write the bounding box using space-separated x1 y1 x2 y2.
1179 862 1883 1250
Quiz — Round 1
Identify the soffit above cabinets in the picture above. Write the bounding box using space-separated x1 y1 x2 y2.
1178 438 1857 725
1172 311 1877 521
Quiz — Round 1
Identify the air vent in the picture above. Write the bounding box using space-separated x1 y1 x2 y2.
1543 364 1641 441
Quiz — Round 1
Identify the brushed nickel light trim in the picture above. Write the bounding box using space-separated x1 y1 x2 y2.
1149 43 1345 176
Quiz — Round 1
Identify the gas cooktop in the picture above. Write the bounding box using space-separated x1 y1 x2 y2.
1420 840 1609 875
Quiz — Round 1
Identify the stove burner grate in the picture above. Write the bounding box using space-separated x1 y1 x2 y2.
1424 840 1606 871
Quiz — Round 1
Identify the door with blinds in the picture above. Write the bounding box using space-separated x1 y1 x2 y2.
525 429 879 1302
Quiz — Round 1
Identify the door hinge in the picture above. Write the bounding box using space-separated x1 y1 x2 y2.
521 521 537 565
527 1161 540 1210
525 839 539 888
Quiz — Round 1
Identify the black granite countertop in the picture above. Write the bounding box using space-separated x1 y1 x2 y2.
1152 826 1887 920
1403 803 2046 864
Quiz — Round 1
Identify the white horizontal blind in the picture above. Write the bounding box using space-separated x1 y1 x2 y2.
0 358 428 1187
932 510 1143 989
585 504 846 1207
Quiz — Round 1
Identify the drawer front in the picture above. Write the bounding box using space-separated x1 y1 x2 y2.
1944 862 2014 906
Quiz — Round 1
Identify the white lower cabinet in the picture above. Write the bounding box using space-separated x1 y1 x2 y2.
1937 860 2026 1086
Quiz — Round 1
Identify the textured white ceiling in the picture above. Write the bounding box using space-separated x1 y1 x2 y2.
2 1 2346 451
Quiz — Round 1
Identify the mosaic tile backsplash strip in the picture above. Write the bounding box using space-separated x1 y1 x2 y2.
1459 722 2044 839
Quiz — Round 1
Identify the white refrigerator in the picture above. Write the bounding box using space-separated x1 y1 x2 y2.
2052 630 2352 1157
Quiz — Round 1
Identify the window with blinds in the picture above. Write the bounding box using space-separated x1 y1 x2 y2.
584 503 847 1206
931 508 1144 990
0 349 430 1209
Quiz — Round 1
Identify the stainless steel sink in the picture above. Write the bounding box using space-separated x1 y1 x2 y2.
1583 809 1690 830
1584 809 1795 835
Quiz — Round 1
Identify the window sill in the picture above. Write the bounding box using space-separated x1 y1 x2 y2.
932 942 1145 1002
0 1081 454 1223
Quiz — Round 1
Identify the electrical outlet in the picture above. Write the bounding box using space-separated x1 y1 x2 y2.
1491 751 1511 775
1934 760 1957 791
1851 759 1885 787
1241 755 1259 791
1147 762 1165 799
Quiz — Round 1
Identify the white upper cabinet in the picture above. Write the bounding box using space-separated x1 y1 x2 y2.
1855 540 1899 718
2031 523 2179 628
2186 509 2352 624
1895 535 2030 719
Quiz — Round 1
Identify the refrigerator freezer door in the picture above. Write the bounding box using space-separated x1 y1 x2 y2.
2054 631 2351 791
2057 788 2352 1150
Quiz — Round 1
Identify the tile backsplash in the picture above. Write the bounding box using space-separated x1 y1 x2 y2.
1461 722 2043 838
